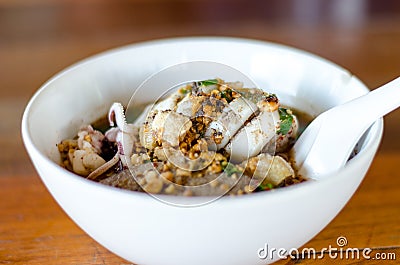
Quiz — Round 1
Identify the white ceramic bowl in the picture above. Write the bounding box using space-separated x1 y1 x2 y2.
22 37 383 265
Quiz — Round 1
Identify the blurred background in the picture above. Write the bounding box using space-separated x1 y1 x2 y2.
1 0 399 264
1 0 399 174
1 0 399 98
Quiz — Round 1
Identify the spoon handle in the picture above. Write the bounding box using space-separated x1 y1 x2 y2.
343 76 400 122
296 76 400 179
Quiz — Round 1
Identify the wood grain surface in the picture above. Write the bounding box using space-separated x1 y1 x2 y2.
1 0 399 264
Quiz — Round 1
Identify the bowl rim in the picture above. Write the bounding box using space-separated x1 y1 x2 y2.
21 36 384 206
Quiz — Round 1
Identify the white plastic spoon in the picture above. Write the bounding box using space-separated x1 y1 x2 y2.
292 76 400 179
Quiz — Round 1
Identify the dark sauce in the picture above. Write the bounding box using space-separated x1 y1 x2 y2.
294 109 314 138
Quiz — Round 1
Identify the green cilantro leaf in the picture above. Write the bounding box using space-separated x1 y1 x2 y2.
258 182 274 190
199 79 219 86
220 89 232 100
222 162 242 176
180 87 190 94
277 107 294 135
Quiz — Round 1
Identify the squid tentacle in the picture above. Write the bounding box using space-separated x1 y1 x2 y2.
108 102 135 134
87 103 137 180
108 102 135 167
87 152 120 180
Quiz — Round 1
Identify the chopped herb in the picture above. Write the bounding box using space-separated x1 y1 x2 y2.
220 90 227 99
258 182 274 191
179 87 191 94
199 79 219 86
277 107 294 135
220 89 232 100
222 162 242 176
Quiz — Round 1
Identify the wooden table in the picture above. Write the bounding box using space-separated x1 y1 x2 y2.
1 1 399 264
